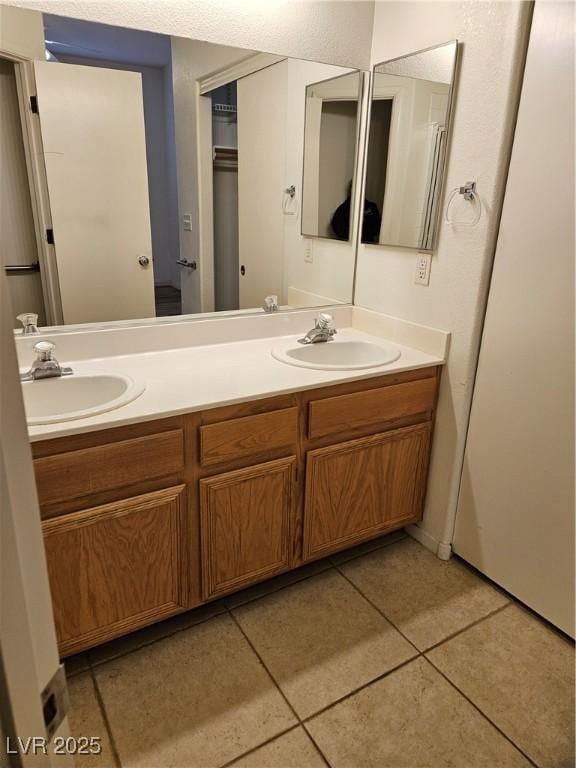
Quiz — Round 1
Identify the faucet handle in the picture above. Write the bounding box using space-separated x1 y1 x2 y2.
316 313 334 329
263 295 279 312
33 340 56 361
17 313 38 334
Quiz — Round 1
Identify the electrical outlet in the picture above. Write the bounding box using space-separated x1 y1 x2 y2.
414 253 431 285
304 239 313 263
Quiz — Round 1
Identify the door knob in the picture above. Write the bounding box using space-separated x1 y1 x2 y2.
138 255 150 266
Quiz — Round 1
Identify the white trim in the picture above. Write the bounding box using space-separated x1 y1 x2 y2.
199 52 286 95
13 60 63 325
405 523 452 560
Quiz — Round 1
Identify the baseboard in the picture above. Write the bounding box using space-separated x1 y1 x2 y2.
405 524 452 560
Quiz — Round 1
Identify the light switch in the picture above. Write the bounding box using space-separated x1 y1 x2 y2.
182 214 193 232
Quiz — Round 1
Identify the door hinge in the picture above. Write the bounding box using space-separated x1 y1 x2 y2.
42 664 69 740
46 228 55 245
30 95 39 114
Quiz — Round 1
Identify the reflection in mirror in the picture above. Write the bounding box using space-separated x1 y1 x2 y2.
301 72 361 242
362 41 458 250
2 14 364 329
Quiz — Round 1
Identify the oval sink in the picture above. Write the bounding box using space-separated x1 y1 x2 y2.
22 371 145 425
271 336 401 370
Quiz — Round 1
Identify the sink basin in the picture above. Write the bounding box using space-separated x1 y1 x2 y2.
271 335 401 370
22 371 145 425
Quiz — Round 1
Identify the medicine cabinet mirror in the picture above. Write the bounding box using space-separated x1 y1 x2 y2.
301 71 362 242
362 40 458 251
2 12 366 330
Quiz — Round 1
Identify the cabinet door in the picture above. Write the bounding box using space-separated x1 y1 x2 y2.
303 424 431 561
200 457 296 599
42 485 188 656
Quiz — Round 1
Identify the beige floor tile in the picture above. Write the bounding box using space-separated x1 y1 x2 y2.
427 604 575 768
224 559 332 609
329 529 407 565
94 614 296 768
307 657 531 768
340 537 509 649
233 569 417 719
88 600 226 667
64 673 114 767
231 727 326 768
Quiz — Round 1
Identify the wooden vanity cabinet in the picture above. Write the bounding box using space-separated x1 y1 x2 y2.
43 486 189 657
200 457 296 600
302 424 432 561
32 366 440 656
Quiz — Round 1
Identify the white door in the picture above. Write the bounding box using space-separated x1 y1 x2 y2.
33 61 155 324
237 61 287 309
453 1 575 637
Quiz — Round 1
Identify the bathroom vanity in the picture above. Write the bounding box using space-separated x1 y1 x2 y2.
24 316 444 657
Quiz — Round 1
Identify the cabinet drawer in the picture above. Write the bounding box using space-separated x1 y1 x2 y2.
308 376 437 440
43 485 188 656
200 407 298 467
34 429 185 505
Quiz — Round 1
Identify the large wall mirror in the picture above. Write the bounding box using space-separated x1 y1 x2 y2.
362 41 458 250
2 13 366 329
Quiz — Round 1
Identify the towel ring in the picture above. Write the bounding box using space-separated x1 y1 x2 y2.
445 181 482 227
282 184 298 215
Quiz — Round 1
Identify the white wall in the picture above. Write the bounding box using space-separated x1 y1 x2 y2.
0 2 44 58
1 0 374 69
355 1 532 553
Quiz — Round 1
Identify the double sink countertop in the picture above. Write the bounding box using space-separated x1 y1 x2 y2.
16 307 450 442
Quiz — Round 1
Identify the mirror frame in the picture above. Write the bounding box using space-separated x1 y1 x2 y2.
362 40 459 253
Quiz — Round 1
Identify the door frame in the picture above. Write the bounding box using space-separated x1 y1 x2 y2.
197 54 286 312
1 46 63 325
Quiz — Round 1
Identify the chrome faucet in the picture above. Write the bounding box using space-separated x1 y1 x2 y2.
17 313 39 335
298 313 337 344
263 295 279 312
20 341 73 381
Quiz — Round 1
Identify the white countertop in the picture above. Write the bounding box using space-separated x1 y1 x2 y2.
27 326 444 442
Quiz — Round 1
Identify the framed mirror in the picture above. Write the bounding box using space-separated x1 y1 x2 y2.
2 13 367 331
361 40 458 250
301 71 362 242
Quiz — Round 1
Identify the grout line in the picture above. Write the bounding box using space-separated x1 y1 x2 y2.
302 654 420 723
86 607 227 671
327 532 408 567
88 666 122 768
227 607 302 724
219 724 301 768
422 656 541 768
422 602 511 654
333 563 421 654
223 562 335 612
226 608 334 768
300 722 332 767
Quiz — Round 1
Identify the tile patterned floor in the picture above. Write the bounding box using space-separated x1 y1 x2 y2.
65 533 575 768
